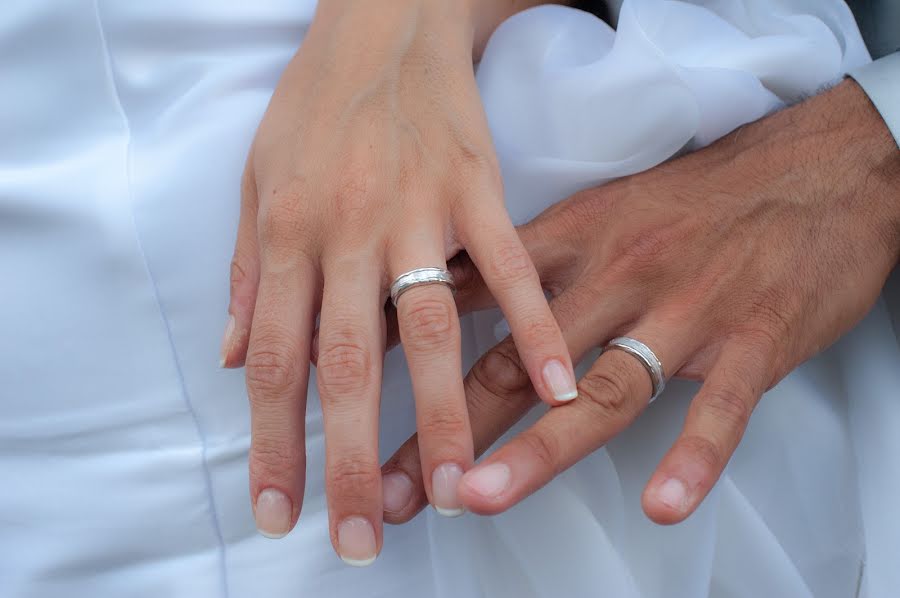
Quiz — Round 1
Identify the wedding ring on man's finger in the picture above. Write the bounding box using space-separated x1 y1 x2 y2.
602 336 666 402
390 267 456 307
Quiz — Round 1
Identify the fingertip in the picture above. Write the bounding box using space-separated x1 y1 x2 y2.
381 469 427 524
254 487 297 538
458 462 513 516
642 476 694 525
219 313 250 369
539 358 578 405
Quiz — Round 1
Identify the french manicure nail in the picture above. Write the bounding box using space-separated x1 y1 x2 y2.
431 463 465 517
543 359 577 402
464 463 511 499
219 314 235 368
382 471 414 514
655 477 689 512
338 516 377 567
255 488 292 539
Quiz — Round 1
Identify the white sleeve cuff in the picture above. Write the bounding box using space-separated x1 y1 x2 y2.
849 52 900 148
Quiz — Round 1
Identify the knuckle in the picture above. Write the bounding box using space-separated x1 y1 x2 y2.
328 456 381 498
518 431 560 475
750 302 792 344
679 434 725 471
316 334 372 397
579 364 633 416
259 196 310 249
400 297 457 350
251 439 303 478
700 386 752 429
485 240 535 287
612 225 680 274
518 317 561 349
471 341 532 397
417 405 469 440
245 346 298 397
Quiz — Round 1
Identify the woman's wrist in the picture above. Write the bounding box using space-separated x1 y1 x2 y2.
310 0 475 58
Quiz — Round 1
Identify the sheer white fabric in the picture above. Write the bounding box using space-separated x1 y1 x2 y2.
1 1 896 597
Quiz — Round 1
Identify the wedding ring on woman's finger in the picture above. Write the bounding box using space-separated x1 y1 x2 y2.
390 267 455 306
603 336 666 402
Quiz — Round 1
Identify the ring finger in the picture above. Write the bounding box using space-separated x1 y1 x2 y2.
389 229 473 517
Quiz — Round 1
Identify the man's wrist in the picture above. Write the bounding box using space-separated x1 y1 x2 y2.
725 80 900 257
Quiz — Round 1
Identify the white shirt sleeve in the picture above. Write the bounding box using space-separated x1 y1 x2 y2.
849 52 900 148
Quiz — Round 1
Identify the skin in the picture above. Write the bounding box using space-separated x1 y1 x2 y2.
221 0 577 564
381 79 900 525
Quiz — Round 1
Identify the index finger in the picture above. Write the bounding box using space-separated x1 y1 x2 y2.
459 321 689 515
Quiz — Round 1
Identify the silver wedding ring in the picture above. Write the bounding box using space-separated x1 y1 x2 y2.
603 336 666 402
390 267 456 307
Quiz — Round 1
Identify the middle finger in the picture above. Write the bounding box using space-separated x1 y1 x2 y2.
317 253 384 566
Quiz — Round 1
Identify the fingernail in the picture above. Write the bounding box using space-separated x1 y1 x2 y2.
255 488 293 539
655 477 689 512
543 359 577 402
464 462 511 499
219 314 235 368
431 463 465 517
338 516 377 566
382 471 414 514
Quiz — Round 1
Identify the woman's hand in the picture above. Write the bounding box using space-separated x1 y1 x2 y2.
381 80 900 524
220 0 574 563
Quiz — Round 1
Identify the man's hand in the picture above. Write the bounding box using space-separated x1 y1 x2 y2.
379 79 900 524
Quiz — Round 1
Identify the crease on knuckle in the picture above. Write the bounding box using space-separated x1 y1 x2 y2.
329 456 380 497
700 385 752 430
486 240 535 287
417 405 469 440
401 298 457 350
579 364 632 416
749 303 792 348
518 431 560 475
316 336 372 397
246 347 297 397
679 434 725 472
517 317 560 348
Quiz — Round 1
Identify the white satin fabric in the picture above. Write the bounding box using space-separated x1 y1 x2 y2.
1 1 897 597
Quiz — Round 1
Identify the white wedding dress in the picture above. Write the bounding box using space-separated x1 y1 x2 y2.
2 1 897 597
